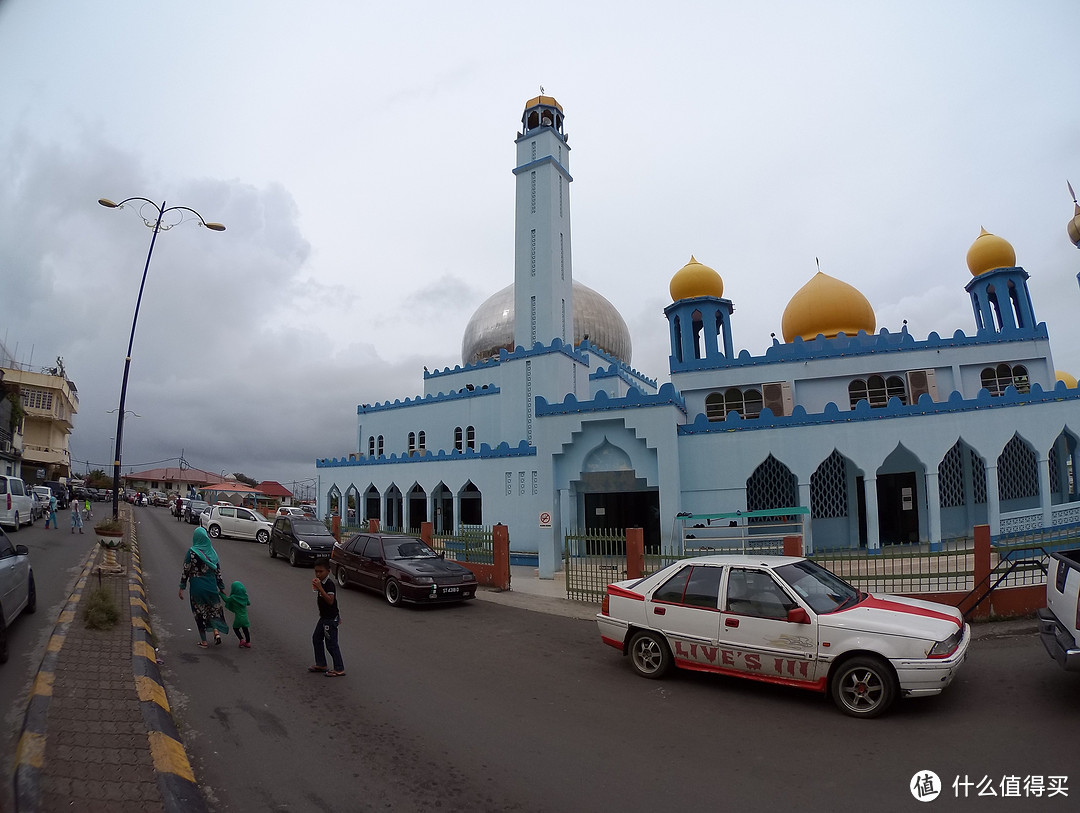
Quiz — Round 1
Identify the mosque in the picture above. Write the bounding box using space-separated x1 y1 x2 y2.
316 95 1080 578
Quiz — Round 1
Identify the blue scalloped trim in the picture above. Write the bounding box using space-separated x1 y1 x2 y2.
578 341 658 388
423 338 589 380
358 385 500 415
536 382 687 417
316 439 537 468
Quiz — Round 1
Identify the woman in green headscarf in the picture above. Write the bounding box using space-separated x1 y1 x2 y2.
178 526 230 647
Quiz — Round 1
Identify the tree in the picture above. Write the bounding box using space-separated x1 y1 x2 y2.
232 472 258 487
86 469 112 488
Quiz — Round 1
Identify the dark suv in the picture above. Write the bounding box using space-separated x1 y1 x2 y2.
268 516 336 566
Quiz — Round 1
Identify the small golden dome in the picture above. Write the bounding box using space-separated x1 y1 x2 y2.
781 271 876 343
966 228 1016 276
1068 203 1080 248
524 95 563 112
669 256 724 302
1056 370 1078 389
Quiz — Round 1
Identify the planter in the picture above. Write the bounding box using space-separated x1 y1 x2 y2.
95 525 125 573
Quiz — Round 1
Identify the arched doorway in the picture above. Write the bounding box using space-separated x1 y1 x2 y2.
384 483 403 530
432 482 453 534
577 438 660 550
876 444 926 544
407 483 427 530
364 484 380 522
459 481 482 527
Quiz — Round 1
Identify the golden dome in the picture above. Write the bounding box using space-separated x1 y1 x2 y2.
1068 203 1080 248
524 95 563 112
1056 370 1078 389
966 228 1016 276
781 271 876 343
669 256 724 302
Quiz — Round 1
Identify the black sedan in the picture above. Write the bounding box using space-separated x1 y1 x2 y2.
331 534 478 606
268 516 335 566
185 500 209 524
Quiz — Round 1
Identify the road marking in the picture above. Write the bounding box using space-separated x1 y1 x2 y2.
147 731 196 783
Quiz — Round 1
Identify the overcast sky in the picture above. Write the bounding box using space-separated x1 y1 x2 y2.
1 1 1078 490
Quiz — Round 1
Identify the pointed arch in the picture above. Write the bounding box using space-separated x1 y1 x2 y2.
746 454 798 519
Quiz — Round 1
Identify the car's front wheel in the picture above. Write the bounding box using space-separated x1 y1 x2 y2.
208 525 221 539
628 631 672 679
256 529 269 545
335 566 349 589
384 578 403 606
829 655 897 718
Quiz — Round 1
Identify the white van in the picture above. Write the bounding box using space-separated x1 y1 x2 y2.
0 476 35 531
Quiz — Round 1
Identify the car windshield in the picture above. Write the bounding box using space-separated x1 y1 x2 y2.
383 539 439 560
189 501 207 510
293 521 331 537
774 560 861 613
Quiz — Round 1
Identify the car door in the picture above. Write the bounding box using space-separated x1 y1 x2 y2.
359 536 389 590
645 564 724 668
215 507 236 536
718 567 820 685
0 532 22 623
233 507 260 540
270 517 288 554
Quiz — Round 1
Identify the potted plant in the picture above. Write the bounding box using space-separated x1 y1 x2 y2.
94 516 125 572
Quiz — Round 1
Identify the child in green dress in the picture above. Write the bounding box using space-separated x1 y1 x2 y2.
220 581 252 648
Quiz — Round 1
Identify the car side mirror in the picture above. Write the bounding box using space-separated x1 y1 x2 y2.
15 544 29 556
786 607 811 624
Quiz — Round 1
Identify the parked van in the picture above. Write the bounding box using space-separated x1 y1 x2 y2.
0 476 35 531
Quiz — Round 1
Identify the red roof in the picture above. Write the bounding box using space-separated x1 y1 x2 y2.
256 480 293 498
123 467 218 485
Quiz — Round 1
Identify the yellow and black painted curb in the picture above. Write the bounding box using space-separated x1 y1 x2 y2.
127 516 208 813
13 509 207 813
13 544 97 813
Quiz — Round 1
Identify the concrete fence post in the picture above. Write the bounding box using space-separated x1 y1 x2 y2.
783 535 803 557
626 527 645 579
331 513 341 541
420 521 433 545
368 518 379 534
972 524 992 620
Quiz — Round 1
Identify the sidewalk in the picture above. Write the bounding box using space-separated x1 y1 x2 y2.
13 509 204 813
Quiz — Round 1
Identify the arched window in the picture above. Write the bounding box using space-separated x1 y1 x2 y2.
705 392 725 422
377 435 384 456
706 388 763 421
408 432 416 453
454 427 463 452
980 363 1029 396
417 431 426 451
368 436 375 457
466 425 476 451
848 375 908 409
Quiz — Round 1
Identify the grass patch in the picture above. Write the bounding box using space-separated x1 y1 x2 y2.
84 587 120 629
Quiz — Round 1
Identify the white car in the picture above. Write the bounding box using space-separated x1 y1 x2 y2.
597 554 969 718
275 505 317 518
0 525 36 662
0 476 35 531
201 505 273 544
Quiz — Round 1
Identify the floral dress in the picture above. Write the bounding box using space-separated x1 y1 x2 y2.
179 551 229 635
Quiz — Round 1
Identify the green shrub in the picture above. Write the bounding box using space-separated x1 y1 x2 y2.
83 587 119 629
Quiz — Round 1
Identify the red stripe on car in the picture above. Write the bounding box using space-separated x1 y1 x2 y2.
840 595 961 627
607 584 644 601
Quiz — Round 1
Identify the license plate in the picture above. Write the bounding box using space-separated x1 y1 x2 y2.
443 586 460 594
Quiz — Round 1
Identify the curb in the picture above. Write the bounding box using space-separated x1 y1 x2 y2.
127 515 208 813
13 544 97 813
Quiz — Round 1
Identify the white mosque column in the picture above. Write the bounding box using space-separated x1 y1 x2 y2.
1038 453 1053 531
428 491 438 533
985 465 1000 537
864 476 881 552
925 470 942 551
452 492 461 535
379 492 387 529
797 480 813 554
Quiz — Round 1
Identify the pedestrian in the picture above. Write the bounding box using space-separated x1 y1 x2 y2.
177 526 230 648
70 498 84 534
45 494 57 529
175 495 184 522
309 558 345 677
220 581 252 648
84 497 92 521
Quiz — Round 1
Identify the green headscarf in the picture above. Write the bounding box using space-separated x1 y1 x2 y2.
226 581 249 606
190 526 220 569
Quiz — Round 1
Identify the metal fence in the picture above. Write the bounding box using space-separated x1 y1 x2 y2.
431 525 495 564
564 528 628 603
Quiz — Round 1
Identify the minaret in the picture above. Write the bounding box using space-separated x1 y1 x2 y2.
513 95 574 350
964 228 1036 333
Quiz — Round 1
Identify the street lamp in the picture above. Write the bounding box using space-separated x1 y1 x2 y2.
99 196 225 518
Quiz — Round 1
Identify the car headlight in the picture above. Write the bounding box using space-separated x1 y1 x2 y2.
298 540 311 550
411 576 434 584
928 628 963 658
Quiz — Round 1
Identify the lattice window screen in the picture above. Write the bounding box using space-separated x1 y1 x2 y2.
746 454 798 521
1049 442 1061 495
938 443 965 508
811 451 848 519
998 436 1039 501
970 449 987 504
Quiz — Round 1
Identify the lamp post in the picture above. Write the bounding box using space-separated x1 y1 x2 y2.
98 197 225 519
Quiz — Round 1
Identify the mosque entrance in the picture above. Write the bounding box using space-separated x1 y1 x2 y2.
583 491 660 550
876 472 920 544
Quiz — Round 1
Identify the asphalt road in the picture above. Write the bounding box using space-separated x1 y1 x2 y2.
133 506 1078 813
0 509 103 812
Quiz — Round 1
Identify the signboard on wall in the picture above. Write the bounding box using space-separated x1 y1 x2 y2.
539 511 552 528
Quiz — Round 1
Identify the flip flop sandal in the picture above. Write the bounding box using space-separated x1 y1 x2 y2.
326 671 346 677
198 641 209 649
308 665 328 673
214 633 222 645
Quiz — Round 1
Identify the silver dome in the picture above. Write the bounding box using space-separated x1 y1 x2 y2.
461 281 633 366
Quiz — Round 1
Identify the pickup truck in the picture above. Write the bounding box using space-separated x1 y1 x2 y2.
1037 548 1080 671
